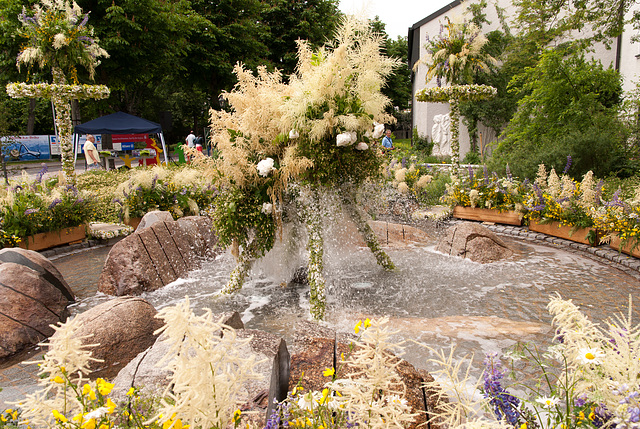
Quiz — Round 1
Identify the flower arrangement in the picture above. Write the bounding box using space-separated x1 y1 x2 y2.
14 0 109 82
442 165 529 215
7 0 110 184
525 161 598 232
114 165 216 223
87 223 133 241
206 16 399 319
424 294 640 429
592 187 640 253
0 170 95 244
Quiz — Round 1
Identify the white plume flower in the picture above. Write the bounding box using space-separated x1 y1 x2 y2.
355 142 368 150
262 202 273 214
289 129 299 139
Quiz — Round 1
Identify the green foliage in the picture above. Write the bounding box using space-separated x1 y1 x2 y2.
490 48 626 179
462 150 482 165
412 127 433 155
297 136 384 186
0 181 95 241
210 187 276 257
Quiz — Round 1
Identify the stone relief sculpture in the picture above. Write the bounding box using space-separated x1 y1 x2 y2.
431 113 451 156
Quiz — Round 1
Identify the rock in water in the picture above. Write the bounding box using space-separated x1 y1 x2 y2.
0 249 73 360
436 221 514 263
60 296 164 378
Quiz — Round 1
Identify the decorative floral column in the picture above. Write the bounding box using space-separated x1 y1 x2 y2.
8 0 110 184
6 82 110 184
341 185 394 270
416 84 497 176
300 187 327 320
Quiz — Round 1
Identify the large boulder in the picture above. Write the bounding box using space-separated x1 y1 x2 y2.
98 217 221 296
61 296 164 378
111 314 281 424
0 249 73 360
176 216 219 259
436 222 515 263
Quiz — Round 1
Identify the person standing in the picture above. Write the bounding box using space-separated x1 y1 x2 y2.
83 134 100 169
381 129 395 150
185 130 196 148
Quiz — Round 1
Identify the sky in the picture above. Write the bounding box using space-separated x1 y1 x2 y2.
338 0 454 39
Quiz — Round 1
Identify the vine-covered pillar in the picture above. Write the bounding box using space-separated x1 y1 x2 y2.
341 185 395 270
449 97 461 178
222 240 259 294
300 187 326 320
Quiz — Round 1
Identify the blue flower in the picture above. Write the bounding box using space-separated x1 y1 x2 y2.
482 353 520 426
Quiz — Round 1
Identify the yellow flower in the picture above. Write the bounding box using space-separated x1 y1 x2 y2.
233 409 242 422
126 387 135 396
83 383 97 400
81 418 96 429
106 397 117 413
52 375 64 384
520 424 527 429
364 318 371 328
52 410 68 423
354 320 362 334
323 367 335 377
96 378 114 396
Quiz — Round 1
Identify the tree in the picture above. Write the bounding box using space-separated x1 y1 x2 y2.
261 0 341 76
489 47 626 179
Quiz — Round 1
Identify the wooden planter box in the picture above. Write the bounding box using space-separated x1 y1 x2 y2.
528 220 597 246
609 236 640 258
124 217 142 230
453 206 522 226
18 225 86 251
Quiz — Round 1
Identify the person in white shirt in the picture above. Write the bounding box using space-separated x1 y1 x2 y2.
185 131 196 148
83 135 100 169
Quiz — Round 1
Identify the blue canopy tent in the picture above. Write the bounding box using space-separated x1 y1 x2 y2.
73 111 169 165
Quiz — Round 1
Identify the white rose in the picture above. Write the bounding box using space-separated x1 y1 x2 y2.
348 131 357 144
257 157 275 177
336 132 352 147
289 129 299 139
355 142 368 150
261 202 273 214
372 122 385 139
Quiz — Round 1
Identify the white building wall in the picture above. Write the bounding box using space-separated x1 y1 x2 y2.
620 2 640 93
411 0 639 159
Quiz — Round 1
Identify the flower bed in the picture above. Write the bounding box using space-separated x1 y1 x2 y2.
609 235 640 258
18 225 86 251
453 206 522 225
528 220 598 246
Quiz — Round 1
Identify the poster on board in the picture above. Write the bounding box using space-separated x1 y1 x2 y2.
0 135 51 161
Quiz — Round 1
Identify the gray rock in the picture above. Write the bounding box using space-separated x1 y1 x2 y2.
0 260 72 360
62 296 163 378
98 217 221 296
111 312 247 399
436 221 515 263
136 211 174 231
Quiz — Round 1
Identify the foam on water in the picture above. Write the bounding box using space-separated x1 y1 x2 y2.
65 228 640 374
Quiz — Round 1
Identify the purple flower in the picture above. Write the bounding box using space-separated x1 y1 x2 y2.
482 353 520 425
401 157 407 168
48 198 61 209
24 208 39 215
606 189 624 208
563 155 572 175
468 165 474 182
36 163 48 183
483 165 489 185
